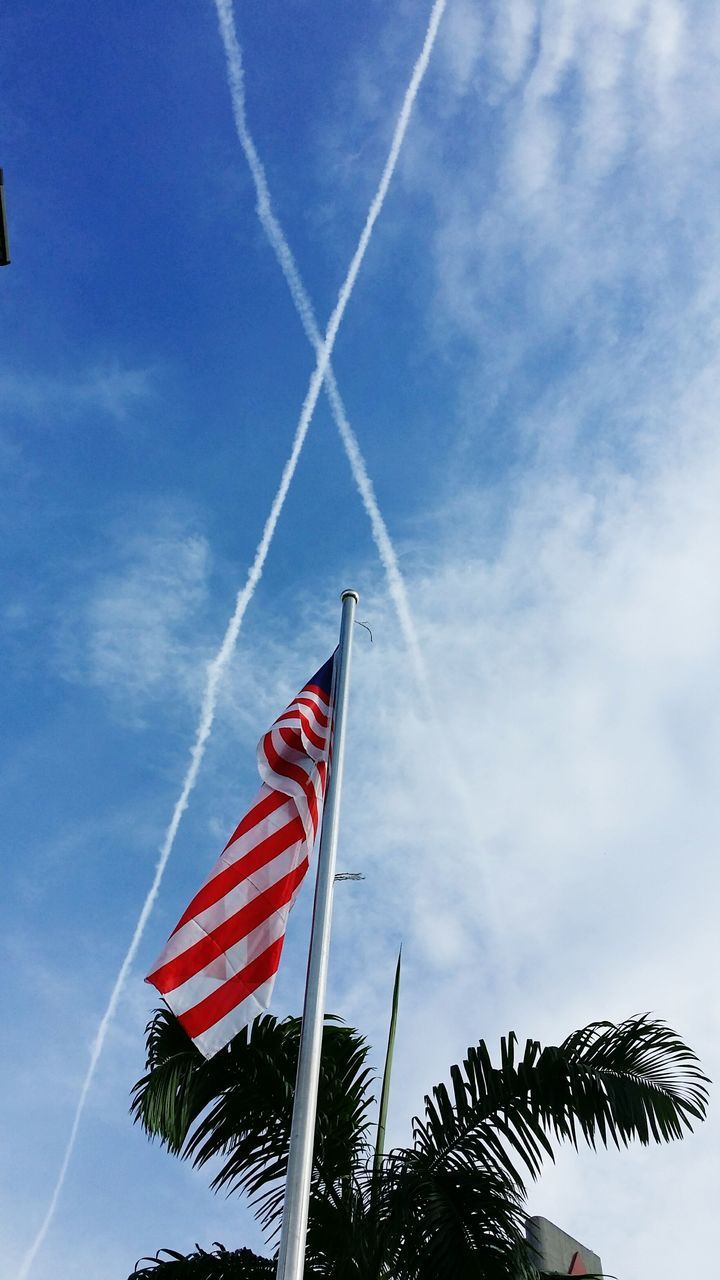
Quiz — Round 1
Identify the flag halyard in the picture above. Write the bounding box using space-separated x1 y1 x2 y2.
146 654 335 1058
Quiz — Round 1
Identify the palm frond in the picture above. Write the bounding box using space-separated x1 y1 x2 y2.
131 1009 374 1231
131 1011 707 1280
377 1149 534 1280
127 1242 274 1279
413 1015 709 1195
130 1008 222 1154
304 1171 380 1280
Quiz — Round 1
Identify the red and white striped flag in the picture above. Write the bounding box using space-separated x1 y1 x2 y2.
146 654 335 1058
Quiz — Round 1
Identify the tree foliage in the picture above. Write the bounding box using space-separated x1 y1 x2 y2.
131 1010 373 1231
130 1244 274 1279
129 1011 708 1279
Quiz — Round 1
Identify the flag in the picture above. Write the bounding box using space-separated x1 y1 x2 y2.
146 654 335 1058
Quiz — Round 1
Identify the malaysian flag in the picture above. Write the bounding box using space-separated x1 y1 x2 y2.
146 654 335 1058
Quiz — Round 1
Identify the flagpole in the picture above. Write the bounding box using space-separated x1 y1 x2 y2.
275 588 359 1280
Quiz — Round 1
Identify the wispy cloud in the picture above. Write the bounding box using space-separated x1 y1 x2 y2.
16 4 450 1272
58 520 211 714
243 13 720 1267
0 362 154 423
7 4 719 1278
326 372 720 1277
406 0 720 377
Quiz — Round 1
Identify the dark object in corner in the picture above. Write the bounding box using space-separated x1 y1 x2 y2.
0 170 10 266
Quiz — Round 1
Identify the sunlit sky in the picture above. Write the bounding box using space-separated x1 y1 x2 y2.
3 1 719 1277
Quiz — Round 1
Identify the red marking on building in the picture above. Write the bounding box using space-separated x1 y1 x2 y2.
568 1253 587 1276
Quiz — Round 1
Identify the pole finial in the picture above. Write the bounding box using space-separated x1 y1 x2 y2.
341 588 359 603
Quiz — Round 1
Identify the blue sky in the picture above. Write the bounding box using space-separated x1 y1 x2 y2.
3 1 720 1276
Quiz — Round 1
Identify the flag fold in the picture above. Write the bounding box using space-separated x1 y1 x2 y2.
146 654 335 1058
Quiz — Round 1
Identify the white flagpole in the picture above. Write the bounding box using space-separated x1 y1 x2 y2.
275 588 359 1280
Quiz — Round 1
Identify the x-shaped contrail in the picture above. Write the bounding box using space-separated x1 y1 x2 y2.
214 0 442 703
17 3 446 1276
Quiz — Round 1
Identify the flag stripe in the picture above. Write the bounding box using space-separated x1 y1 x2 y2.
165 904 292 1018
146 653 335 1058
221 786 289 854
275 708 327 752
179 937 286 1040
169 831 306 969
294 696 329 728
158 820 304 971
304 682 331 702
190 978 275 1059
262 731 322 831
172 805 302 935
277 694 329 731
148 858 309 994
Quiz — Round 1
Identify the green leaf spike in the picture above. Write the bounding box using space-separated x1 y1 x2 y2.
375 945 402 1174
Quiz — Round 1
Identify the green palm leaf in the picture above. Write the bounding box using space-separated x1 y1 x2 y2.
378 1152 533 1280
375 947 402 1174
131 1010 707 1279
128 1243 274 1279
131 1009 374 1229
414 1015 709 1194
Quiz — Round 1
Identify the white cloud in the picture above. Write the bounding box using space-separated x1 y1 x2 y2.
0 361 154 424
491 0 537 91
440 0 485 91
311 360 720 1277
15 389 718 1276
402 0 720 382
57 517 212 718
9 7 720 1276
524 0 579 103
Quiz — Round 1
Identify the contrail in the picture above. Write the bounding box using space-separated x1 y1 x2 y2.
215 0 446 703
16 431 311 1280
18 4 446 1275
213 0 498 922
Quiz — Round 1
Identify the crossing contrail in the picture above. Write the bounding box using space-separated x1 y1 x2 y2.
213 0 496 937
17 3 446 1275
215 0 445 702
16 431 316 1280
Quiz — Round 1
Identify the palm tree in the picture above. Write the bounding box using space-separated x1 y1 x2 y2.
129 1004 707 1279
130 1244 274 1279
